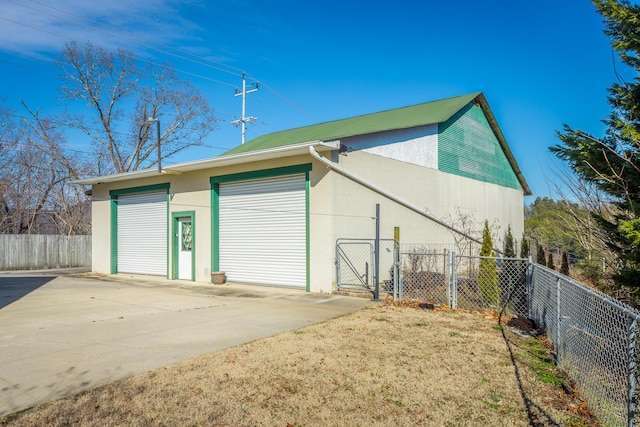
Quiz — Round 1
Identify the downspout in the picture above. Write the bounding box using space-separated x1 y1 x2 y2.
309 146 503 255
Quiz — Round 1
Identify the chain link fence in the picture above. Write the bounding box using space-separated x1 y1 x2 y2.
336 239 640 425
397 249 528 316
397 246 449 304
529 263 640 427
455 255 529 315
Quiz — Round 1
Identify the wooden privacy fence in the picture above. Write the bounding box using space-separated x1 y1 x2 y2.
0 234 91 270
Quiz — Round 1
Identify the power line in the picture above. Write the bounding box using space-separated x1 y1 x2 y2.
22 0 246 77
8 0 318 123
1 2 320 137
0 57 53 76
0 15 237 89
254 98 297 129
0 107 236 152
6 0 241 84
244 76 318 122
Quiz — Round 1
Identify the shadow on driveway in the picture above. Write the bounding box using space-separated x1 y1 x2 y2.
0 276 57 310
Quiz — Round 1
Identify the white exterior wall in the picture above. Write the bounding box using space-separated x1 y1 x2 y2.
345 124 438 170
326 125 525 251
330 148 525 250
90 185 111 275
89 138 525 293
90 155 336 292
168 169 213 282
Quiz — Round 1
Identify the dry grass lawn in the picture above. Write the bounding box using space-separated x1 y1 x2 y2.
1 301 596 426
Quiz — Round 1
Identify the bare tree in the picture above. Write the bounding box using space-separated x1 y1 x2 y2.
0 107 24 233
548 166 619 272
0 42 218 235
445 208 481 257
58 42 217 174
20 104 91 235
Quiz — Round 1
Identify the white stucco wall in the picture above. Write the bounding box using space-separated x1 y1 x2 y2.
330 149 525 250
89 146 525 294
90 155 336 292
344 124 438 170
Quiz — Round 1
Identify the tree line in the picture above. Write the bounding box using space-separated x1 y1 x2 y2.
523 0 640 305
0 42 217 235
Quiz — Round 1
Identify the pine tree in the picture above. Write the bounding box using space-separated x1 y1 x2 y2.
536 245 546 265
504 225 515 258
551 0 640 289
520 234 530 259
560 252 570 276
479 220 500 307
547 253 555 270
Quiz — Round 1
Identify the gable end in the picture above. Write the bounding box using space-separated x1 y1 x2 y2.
438 103 523 191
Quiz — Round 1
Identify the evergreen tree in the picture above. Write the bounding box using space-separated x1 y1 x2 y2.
547 253 555 270
537 245 546 265
504 225 515 258
551 0 640 290
561 252 570 276
520 234 530 259
479 220 500 307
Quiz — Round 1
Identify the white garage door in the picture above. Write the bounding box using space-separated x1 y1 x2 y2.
117 192 167 276
219 174 306 288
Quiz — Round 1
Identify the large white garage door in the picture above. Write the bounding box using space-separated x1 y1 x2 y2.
219 174 306 288
117 192 167 276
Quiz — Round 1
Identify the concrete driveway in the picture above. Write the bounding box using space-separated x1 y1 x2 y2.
0 271 372 416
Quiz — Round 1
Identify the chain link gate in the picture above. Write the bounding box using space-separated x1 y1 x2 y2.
336 239 399 295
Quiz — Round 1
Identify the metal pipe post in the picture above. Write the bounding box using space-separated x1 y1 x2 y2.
335 241 340 291
373 203 380 301
451 252 457 309
394 227 399 301
156 119 161 174
628 316 638 427
556 276 562 362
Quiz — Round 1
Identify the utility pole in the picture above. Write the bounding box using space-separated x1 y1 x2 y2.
231 72 258 144
145 117 161 173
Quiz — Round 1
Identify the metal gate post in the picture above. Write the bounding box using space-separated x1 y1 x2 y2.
373 204 380 301
556 276 562 362
451 252 457 309
628 316 638 427
365 263 369 287
335 241 340 291
526 257 533 319
394 229 399 301
446 251 451 308
393 240 399 301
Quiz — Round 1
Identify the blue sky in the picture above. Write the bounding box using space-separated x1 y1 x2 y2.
0 0 627 199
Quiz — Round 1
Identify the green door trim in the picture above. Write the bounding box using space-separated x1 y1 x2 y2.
172 211 196 281
109 183 170 275
210 163 312 291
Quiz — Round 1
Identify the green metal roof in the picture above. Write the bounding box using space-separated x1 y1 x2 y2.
222 92 481 156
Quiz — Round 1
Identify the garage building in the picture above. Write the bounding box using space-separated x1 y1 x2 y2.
75 92 530 293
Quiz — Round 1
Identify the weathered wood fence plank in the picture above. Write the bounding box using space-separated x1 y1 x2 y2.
0 235 91 270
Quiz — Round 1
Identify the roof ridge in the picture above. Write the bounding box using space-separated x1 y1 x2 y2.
223 92 481 157
257 92 482 137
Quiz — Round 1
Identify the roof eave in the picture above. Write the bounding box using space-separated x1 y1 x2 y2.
70 140 339 186
474 93 532 196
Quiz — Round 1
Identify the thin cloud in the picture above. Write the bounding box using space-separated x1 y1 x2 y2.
0 0 204 58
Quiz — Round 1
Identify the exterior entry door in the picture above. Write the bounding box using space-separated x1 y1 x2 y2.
177 217 193 280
